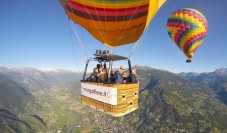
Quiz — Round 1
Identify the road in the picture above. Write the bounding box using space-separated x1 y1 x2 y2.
66 111 81 133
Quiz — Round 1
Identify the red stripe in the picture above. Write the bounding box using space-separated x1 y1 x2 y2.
69 3 148 16
66 6 148 21
168 22 191 44
177 10 208 29
183 32 207 52
67 1 149 16
192 46 199 53
183 37 196 53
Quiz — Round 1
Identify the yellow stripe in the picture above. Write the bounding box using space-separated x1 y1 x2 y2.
145 0 166 28
67 11 147 47
185 8 207 23
186 40 203 58
72 0 149 8
179 26 206 51
167 26 180 44
171 12 207 50
67 0 166 47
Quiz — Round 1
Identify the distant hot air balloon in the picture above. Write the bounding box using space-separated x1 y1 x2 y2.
166 8 208 62
60 0 166 48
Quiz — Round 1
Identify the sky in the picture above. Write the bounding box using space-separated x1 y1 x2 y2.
0 0 227 73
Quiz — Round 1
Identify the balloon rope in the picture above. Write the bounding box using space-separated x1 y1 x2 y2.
69 1 107 44
115 0 143 46
114 1 119 47
67 2 89 58
89 0 108 43
103 0 108 44
128 24 149 59
70 21 88 59
116 0 130 44
68 21 83 75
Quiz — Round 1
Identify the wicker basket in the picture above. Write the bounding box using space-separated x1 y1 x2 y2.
81 82 139 117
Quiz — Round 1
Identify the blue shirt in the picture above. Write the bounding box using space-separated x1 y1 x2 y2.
113 71 123 83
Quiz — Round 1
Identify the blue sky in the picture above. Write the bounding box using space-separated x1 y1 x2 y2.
0 0 227 73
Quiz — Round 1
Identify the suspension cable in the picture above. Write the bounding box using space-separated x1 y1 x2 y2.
128 25 149 59
91 0 108 43
102 0 108 45
69 21 89 59
68 20 83 75
115 0 143 46
116 0 130 44
79 0 107 44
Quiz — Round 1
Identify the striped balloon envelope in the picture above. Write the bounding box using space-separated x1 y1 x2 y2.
60 0 166 48
166 8 208 62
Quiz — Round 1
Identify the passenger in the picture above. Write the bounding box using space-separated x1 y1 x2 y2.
88 68 99 82
103 63 106 69
97 64 101 69
123 72 128 83
99 68 108 82
97 64 101 73
96 66 103 81
113 66 125 83
128 68 137 83
98 66 103 73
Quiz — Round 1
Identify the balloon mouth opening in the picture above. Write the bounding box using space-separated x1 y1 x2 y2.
186 59 192 63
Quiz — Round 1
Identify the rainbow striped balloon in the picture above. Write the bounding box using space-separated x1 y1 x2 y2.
166 8 208 60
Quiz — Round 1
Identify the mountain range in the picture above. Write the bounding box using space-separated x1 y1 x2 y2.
0 66 227 132
0 67 81 90
0 73 34 113
179 68 227 105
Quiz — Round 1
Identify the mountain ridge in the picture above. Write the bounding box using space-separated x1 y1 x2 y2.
179 68 227 105
0 73 34 113
0 67 81 90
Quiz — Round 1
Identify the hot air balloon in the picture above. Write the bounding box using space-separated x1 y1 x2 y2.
166 8 208 62
59 0 166 117
60 0 166 48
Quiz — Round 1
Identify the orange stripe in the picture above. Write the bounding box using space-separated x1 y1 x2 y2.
67 11 147 47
